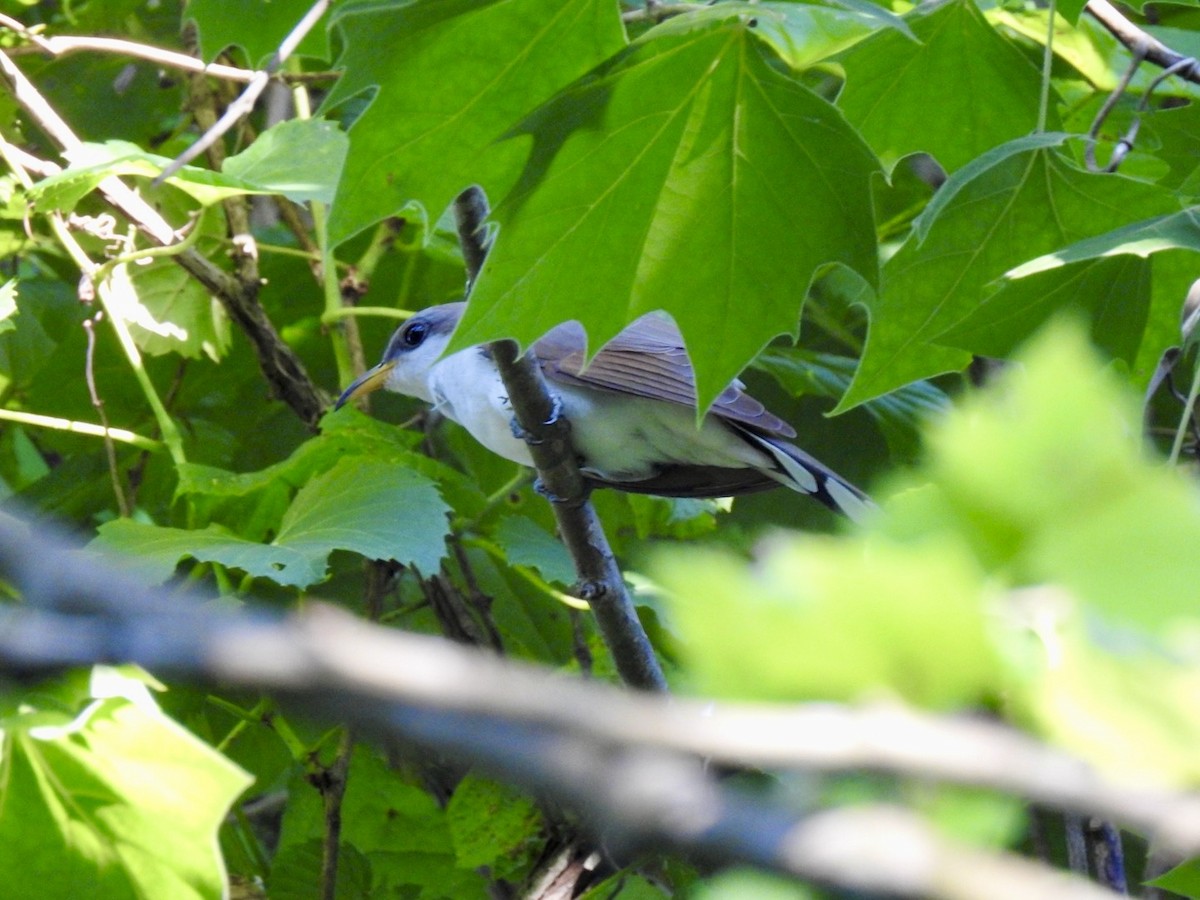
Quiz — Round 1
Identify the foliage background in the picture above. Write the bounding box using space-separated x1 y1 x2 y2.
2 0 1200 897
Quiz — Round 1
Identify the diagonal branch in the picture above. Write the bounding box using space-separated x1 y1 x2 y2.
0 43 326 427
452 187 667 692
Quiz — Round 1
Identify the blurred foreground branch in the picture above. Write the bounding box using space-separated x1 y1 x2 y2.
0 512 1197 897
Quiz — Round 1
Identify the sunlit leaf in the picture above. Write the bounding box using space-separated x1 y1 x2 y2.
460 16 879 412
0 667 251 900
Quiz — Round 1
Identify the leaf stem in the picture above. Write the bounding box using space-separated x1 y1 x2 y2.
1168 355 1200 464
1037 0 1056 133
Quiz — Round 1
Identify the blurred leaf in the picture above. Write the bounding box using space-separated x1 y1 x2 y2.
446 772 544 878
269 840 372 900
687 869 812 900
326 0 625 243
842 137 1178 409
655 536 996 706
888 320 1200 631
838 0 1054 172
1150 857 1200 897
223 118 349 205
460 17 879 413
0 667 251 900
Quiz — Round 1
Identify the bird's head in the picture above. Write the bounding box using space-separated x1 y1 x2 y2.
334 302 466 409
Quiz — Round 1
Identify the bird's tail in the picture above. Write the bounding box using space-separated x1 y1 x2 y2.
747 433 876 523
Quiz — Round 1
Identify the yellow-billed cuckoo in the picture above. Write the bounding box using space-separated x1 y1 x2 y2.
335 302 872 521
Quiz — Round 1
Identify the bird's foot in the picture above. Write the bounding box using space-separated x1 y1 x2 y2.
532 476 591 508
508 396 566 444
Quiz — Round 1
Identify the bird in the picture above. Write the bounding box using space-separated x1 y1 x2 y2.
335 302 873 521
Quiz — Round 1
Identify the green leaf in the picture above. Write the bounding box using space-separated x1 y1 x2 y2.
30 141 266 210
223 118 349 205
275 456 450 575
837 0 1054 173
91 519 325 588
112 260 230 361
1003 207 1200 279
0 667 251 900
446 772 543 877
654 535 996 706
940 255 1151 364
1150 857 1200 898
890 320 1200 632
460 17 880 412
186 0 332 64
325 0 625 244
686 0 913 70
841 137 1178 409
753 347 948 457
492 515 575 586
276 748 487 897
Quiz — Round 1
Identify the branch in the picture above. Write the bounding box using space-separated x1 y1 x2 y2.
0 43 326 427
451 187 667 693
155 0 332 183
0 14 257 82
1086 0 1200 86
1 512 1196 896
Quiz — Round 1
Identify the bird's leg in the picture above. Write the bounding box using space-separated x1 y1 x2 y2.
532 472 592 507
508 394 566 444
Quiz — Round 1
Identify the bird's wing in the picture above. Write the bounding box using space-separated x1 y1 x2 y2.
533 314 797 439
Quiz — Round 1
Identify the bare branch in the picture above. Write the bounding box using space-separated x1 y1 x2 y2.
452 187 668 693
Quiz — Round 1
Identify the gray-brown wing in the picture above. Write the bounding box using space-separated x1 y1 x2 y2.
533 314 796 439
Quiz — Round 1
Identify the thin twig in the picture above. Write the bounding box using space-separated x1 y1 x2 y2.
154 0 332 183
82 314 131 518
452 187 668 693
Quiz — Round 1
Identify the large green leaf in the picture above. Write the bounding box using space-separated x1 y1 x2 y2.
114 260 230 361
92 520 325 588
459 16 880 412
275 456 451 575
325 0 625 244
837 0 1054 173
840 135 1178 409
95 457 451 587
0 667 251 900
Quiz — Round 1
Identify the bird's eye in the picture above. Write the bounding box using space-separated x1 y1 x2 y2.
402 321 428 348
